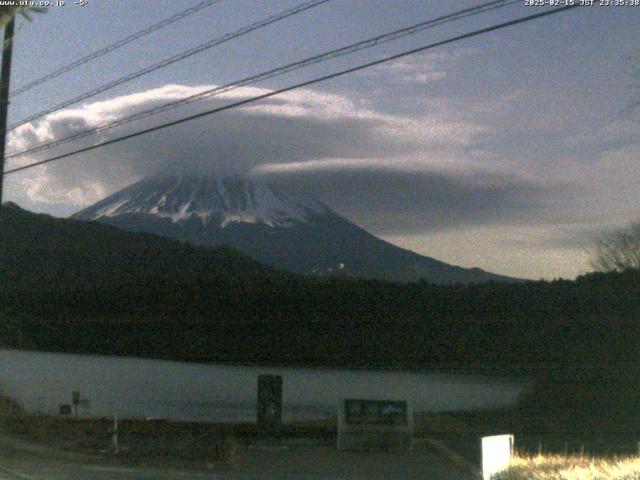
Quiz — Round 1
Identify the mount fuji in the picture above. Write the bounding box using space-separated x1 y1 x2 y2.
72 173 517 284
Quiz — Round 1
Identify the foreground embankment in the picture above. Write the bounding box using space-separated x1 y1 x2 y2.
493 454 640 480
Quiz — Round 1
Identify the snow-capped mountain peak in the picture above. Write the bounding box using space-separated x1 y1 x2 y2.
73 172 519 284
74 173 330 228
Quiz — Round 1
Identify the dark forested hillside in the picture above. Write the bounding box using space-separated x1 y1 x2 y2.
2 204 640 429
1 203 639 373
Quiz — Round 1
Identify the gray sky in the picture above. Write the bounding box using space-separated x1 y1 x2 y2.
4 0 639 280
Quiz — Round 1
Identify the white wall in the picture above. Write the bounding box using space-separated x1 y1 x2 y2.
0 349 531 423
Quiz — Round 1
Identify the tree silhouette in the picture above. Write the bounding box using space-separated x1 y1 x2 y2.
590 221 640 272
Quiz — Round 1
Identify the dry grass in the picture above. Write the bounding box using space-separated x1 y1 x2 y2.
493 453 640 480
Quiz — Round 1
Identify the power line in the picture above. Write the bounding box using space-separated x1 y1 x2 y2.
7 0 332 132
6 0 518 161
4 4 580 176
8 0 223 98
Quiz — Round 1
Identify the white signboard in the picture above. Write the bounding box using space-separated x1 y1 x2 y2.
481 434 513 480
337 399 413 451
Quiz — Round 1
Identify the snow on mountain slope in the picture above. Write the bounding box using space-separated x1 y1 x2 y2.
74 173 330 228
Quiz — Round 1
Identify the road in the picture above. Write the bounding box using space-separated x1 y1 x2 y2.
0 432 477 479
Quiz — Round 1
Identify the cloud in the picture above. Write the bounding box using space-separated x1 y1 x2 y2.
4 82 559 235
368 54 449 84
255 163 558 234
6 84 428 203
5 83 481 204
503 224 612 251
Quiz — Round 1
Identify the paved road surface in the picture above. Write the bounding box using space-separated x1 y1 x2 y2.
0 433 477 479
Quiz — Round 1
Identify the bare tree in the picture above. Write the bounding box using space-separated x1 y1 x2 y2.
590 221 640 272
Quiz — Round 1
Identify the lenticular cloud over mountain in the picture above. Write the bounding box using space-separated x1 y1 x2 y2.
7 83 422 207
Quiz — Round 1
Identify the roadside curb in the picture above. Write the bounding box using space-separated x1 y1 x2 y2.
0 462 39 480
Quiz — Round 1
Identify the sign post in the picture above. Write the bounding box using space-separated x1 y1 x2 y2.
257 375 283 432
72 390 80 418
113 413 119 454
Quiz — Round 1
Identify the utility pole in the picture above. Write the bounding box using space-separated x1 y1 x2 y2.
0 16 15 205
